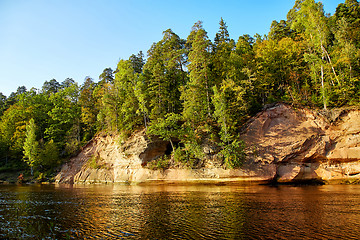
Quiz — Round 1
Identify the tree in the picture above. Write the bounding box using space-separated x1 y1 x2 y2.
94 68 114 131
334 0 360 48
143 29 187 119
214 17 230 46
79 77 98 141
330 0 360 105
23 118 38 175
60 78 76 89
5 86 27 108
290 0 337 109
212 18 235 87
113 59 142 132
98 68 114 84
254 37 307 104
46 82 81 156
42 79 60 95
148 113 182 151
268 20 294 41
181 21 213 126
38 139 59 171
129 51 145 74
134 74 150 130
0 92 6 116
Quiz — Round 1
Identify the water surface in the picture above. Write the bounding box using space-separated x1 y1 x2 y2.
0 183 359 239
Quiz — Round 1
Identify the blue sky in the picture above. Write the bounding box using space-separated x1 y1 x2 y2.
0 0 343 96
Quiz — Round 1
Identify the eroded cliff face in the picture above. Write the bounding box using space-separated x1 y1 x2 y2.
55 103 360 184
55 130 260 184
242 103 360 183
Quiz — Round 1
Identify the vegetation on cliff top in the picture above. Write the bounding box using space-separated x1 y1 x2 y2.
0 0 359 179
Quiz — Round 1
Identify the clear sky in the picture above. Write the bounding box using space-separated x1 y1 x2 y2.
0 0 344 97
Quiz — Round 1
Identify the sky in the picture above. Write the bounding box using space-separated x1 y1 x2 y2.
0 0 344 97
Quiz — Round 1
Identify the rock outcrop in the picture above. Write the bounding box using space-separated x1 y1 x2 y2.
242 103 360 183
55 103 360 184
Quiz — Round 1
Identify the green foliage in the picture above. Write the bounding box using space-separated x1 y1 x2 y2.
79 77 98 142
23 118 39 175
46 82 81 154
182 21 213 126
143 29 186 119
219 140 246 169
148 113 182 150
38 139 60 169
88 155 101 169
146 155 170 170
173 147 187 163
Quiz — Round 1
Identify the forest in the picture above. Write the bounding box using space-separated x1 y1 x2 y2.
0 0 359 180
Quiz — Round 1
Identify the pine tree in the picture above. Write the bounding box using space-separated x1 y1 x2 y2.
181 21 213 125
144 29 186 120
212 18 235 87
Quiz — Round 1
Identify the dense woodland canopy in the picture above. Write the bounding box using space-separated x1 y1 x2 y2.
1 0 359 178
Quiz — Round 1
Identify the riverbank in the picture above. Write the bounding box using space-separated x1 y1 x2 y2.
54 103 360 185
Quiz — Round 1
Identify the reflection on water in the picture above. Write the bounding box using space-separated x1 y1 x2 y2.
1 183 360 239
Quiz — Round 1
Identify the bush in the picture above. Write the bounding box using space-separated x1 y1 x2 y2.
220 140 246 169
88 155 102 169
146 155 170 170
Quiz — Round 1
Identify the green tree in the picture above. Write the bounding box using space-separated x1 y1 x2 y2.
129 51 145 74
42 79 60 95
227 35 257 112
38 139 59 171
98 68 114 84
79 77 98 141
143 29 187 119
268 20 294 41
212 18 235 87
334 0 360 48
94 68 114 131
0 92 6 116
46 82 81 156
114 59 142 132
331 0 360 105
290 0 338 109
181 21 213 126
23 118 38 175
254 37 307 104
148 113 182 151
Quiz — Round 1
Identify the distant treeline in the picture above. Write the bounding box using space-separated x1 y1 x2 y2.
0 0 359 178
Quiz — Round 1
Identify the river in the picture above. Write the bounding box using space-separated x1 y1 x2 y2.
0 183 359 239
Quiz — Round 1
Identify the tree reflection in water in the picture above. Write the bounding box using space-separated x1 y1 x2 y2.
1 184 360 239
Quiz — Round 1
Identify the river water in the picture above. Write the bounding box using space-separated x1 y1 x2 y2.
0 183 360 239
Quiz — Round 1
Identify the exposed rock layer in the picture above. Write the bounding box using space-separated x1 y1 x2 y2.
242 103 360 183
55 103 360 184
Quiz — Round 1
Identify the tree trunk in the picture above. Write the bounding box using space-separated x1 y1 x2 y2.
321 64 327 110
169 138 174 152
321 45 340 85
205 72 211 118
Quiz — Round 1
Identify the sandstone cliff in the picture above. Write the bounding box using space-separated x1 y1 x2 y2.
242 103 360 183
55 103 360 184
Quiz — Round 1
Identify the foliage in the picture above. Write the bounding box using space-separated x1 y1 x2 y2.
88 155 101 169
147 113 182 150
146 155 170 170
219 140 246 169
23 118 38 175
2 0 360 175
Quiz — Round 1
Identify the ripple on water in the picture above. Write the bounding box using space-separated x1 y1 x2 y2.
1 184 360 239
